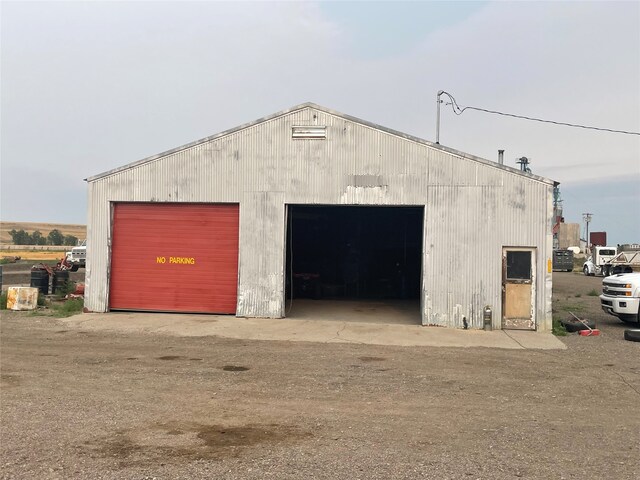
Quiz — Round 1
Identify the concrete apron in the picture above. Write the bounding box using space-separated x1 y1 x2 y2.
63 312 566 350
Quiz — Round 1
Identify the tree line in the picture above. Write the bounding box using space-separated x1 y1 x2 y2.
8 229 79 246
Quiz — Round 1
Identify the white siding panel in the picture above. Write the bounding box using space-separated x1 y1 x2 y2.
237 191 286 318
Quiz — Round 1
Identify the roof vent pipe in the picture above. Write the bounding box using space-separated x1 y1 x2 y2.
498 149 504 165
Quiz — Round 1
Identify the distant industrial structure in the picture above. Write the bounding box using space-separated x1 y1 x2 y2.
549 184 582 252
557 224 581 250
590 231 608 247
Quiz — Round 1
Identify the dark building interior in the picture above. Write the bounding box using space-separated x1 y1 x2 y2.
286 205 423 300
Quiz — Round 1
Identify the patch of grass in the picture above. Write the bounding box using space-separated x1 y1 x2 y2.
0 291 7 310
587 289 599 297
19 295 82 318
50 298 84 318
574 293 582 298
55 281 76 299
552 317 568 336
558 303 585 313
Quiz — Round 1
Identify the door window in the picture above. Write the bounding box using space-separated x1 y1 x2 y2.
506 251 531 280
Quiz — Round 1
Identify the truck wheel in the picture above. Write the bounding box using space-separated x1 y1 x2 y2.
583 266 589 276
623 329 640 342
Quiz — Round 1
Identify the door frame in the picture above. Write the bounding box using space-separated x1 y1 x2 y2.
501 246 537 330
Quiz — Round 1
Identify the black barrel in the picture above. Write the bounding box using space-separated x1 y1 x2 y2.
30 268 50 295
52 270 70 295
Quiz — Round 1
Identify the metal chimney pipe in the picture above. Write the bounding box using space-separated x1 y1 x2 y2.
498 149 504 165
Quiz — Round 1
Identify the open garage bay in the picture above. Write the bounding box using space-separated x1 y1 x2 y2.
286 205 423 324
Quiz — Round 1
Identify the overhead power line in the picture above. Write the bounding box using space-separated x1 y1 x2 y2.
436 90 640 137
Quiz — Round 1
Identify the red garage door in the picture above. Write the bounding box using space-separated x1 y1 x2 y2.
109 203 239 314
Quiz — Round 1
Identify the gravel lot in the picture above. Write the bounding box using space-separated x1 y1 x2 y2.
1 272 639 479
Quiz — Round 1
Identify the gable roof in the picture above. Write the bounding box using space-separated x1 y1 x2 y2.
86 102 555 186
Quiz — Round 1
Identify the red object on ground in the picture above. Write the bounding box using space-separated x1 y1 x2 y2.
74 283 85 295
579 329 601 336
109 203 239 314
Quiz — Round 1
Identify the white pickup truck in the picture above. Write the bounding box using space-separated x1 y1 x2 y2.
600 272 640 324
65 240 86 272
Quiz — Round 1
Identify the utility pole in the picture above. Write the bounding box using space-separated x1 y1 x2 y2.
582 213 593 253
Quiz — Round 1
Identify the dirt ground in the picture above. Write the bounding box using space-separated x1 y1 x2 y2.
1 272 639 479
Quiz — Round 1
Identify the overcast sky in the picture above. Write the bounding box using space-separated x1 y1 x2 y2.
1 1 639 244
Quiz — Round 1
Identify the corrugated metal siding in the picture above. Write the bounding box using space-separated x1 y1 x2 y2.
422 181 551 329
85 106 554 330
236 191 286 318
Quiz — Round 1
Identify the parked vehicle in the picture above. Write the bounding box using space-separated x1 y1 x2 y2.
584 244 640 277
65 239 86 272
603 252 640 275
600 272 640 324
552 249 574 272
583 246 618 276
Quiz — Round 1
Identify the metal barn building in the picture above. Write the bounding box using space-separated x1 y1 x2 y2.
85 103 555 331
